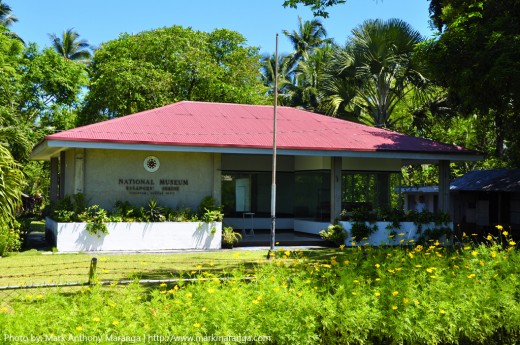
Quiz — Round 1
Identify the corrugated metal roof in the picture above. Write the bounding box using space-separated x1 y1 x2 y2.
43 101 477 155
451 169 520 192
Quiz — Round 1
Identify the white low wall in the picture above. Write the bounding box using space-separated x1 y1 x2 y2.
46 217 222 252
340 221 452 246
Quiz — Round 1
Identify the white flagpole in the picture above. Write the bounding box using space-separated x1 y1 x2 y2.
269 33 278 257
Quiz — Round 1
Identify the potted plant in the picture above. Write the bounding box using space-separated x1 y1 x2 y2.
222 226 242 249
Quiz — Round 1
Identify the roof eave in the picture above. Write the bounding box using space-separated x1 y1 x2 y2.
33 139 485 163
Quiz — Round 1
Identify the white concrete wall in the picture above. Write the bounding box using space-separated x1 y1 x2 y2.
47 217 221 252
66 149 219 211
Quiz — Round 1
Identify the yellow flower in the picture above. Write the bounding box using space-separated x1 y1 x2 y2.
75 326 83 331
36 294 44 299
440 309 446 315
496 225 503 231
160 283 167 287
415 264 422 268
502 230 509 236
509 241 516 246
392 291 399 296
339 244 345 250
351 292 357 296
92 317 100 322
403 298 409 304
374 291 381 297
414 299 420 305
201 307 207 312
375 263 380 268
388 269 395 273
487 235 493 241
408 252 414 259
467 273 476 279
112 321 120 326
252 299 260 305
193 322 201 328
471 251 478 256
392 305 398 310
207 288 215 294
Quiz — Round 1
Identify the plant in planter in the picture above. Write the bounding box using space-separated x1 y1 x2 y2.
320 223 348 246
350 221 377 242
78 205 109 237
222 226 242 248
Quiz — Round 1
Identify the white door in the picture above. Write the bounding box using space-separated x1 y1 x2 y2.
235 178 251 212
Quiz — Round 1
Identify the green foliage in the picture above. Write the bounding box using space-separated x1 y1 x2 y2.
142 199 165 222
222 226 242 247
0 221 22 256
350 221 377 241
320 18 427 129
282 0 347 18
80 26 268 124
77 205 109 237
424 0 520 166
319 223 348 245
0 145 25 225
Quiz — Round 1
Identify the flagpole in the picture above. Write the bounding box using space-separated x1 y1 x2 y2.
269 33 278 258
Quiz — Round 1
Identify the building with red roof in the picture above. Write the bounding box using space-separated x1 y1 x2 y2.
31 101 483 236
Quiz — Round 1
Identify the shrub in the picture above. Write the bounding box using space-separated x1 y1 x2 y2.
320 223 348 246
0 221 22 256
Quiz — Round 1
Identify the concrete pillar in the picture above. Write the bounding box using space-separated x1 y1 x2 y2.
212 153 222 205
330 157 342 223
74 150 85 194
438 160 451 214
50 157 59 203
59 151 66 199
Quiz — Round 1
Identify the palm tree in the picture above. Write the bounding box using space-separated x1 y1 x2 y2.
320 19 428 128
0 1 17 27
291 46 330 110
48 28 92 61
260 53 297 106
283 17 331 68
0 1 23 43
0 145 24 226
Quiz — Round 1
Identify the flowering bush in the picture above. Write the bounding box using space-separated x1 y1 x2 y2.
0 221 22 256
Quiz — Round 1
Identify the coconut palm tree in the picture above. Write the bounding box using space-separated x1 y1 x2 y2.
48 28 92 61
260 53 297 106
283 17 331 68
320 19 428 128
0 1 17 27
0 1 23 43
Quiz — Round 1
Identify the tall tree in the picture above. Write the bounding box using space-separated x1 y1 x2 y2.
320 19 428 128
81 26 267 124
283 17 330 67
424 0 520 166
48 28 92 61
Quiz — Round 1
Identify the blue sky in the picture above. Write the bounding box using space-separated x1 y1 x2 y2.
11 0 434 55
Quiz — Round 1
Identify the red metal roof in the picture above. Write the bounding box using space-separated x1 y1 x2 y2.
44 101 475 154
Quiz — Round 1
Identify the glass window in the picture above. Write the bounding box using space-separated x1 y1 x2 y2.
221 172 294 217
294 171 330 220
342 172 402 210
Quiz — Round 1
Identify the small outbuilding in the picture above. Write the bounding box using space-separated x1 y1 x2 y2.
31 101 482 236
